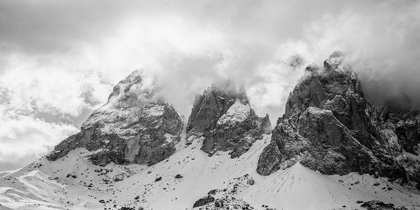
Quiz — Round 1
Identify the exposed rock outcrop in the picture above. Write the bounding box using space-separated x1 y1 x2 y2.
186 80 271 158
192 174 256 210
193 196 215 208
257 52 420 187
47 70 184 166
360 200 409 210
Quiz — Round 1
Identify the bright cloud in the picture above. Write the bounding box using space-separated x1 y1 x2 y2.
1 0 420 170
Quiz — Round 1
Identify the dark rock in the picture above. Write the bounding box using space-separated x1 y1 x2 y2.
256 141 282 176
47 70 184 166
175 174 183 179
193 196 215 208
186 80 272 158
155 177 162 182
66 173 77 179
257 52 420 186
360 200 407 210
215 199 224 207
208 189 217 195
119 207 135 210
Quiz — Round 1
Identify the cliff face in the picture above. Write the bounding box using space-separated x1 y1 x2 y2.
257 52 420 188
47 70 184 166
186 80 271 158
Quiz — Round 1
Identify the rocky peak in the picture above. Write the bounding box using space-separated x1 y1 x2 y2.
186 80 271 158
324 50 344 70
257 52 420 189
284 52 364 130
47 70 183 166
186 80 249 134
103 70 162 110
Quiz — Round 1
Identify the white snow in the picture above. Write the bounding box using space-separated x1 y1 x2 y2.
81 104 165 138
1 134 420 210
217 99 251 125
143 105 164 116
164 133 174 144
307 106 332 115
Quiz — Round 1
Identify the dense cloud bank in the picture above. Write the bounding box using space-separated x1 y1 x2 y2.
0 0 419 170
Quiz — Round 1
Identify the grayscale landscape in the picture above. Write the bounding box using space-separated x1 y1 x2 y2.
1 1 420 210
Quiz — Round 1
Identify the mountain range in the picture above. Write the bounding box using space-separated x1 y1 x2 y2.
1 52 420 210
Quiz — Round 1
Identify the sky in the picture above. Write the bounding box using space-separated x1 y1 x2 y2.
1 0 420 171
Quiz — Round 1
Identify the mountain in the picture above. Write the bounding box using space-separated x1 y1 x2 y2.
186 80 272 158
46 70 184 166
1 54 420 210
257 52 420 191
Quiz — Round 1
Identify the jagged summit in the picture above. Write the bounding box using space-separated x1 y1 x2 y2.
324 50 345 70
102 70 161 110
186 80 271 158
257 52 420 189
3 54 420 210
187 80 250 134
47 70 183 166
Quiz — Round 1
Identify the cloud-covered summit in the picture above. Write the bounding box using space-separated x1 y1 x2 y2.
1 0 420 170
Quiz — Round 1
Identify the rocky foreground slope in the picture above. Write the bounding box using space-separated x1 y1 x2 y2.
46 70 184 166
257 52 420 189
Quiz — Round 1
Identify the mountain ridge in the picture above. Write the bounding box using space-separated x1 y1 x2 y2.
1 52 420 210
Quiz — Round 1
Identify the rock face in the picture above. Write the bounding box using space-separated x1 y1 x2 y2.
193 196 215 208
186 80 271 158
360 200 407 210
257 52 420 187
47 70 183 166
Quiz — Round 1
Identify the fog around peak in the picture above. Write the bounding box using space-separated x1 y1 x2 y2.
1 0 420 170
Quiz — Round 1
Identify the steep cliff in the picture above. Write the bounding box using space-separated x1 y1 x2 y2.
47 70 184 166
257 52 420 189
186 80 272 158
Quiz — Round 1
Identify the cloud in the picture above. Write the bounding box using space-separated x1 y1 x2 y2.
1 0 420 170
0 64 113 122
0 114 78 171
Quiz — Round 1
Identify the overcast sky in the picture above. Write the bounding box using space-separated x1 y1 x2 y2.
1 0 420 171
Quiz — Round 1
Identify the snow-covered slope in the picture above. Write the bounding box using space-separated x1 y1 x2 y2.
1 134 420 210
2 54 420 210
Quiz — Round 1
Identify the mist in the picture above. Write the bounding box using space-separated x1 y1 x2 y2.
1 0 420 170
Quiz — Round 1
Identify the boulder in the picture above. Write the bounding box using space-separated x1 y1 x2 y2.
193 196 215 208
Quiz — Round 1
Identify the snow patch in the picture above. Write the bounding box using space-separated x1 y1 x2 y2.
307 106 332 115
144 105 164 116
217 99 250 125
164 133 174 144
